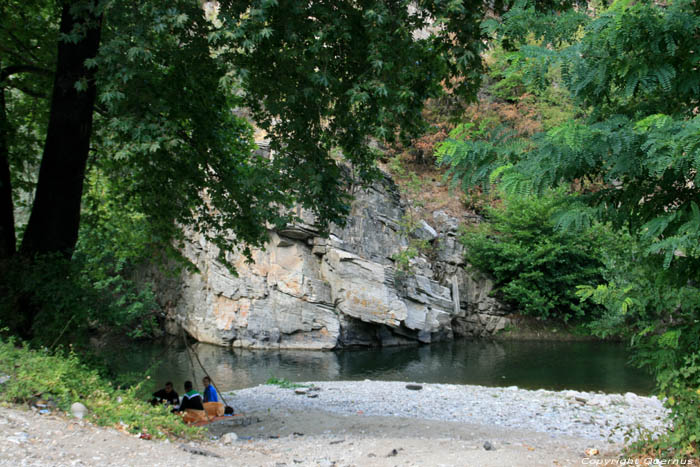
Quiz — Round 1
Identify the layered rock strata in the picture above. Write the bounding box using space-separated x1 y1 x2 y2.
154 172 510 349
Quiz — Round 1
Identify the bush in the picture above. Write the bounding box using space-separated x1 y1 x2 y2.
0 338 200 439
459 189 609 322
580 254 700 459
0 253 158 347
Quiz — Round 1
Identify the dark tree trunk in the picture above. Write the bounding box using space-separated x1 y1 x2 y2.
0 86 15 260
20 1 102 258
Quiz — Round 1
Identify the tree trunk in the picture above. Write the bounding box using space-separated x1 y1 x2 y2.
20 1 102 258
0 86 15 260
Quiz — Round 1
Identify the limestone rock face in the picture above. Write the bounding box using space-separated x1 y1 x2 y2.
153 173 509 348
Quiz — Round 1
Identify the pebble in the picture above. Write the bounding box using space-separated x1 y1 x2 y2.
7 432 29 444
70 403 88 420
224 381 669 443
220 432 238 444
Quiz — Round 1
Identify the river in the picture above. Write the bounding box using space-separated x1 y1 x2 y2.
102 337 654 397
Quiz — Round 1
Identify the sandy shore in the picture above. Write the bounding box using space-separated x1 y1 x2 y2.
0 381 669 467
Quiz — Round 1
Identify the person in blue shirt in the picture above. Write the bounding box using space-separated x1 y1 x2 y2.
202 376 218 403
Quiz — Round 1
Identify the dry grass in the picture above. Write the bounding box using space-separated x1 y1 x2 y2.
379 156 471 220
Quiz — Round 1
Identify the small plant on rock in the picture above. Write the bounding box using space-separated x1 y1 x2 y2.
265 377 307 389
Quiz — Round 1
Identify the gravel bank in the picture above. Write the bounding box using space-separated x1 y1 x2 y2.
227 380 668 443
1 405 625 467
0 381 669 466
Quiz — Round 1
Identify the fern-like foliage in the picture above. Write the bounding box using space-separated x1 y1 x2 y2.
486 0 591 49
455 2 700 455
444 0 700 266
561 1 700 117
436 123 530 193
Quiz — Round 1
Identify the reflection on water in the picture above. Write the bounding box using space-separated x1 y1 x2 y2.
103 337 654 397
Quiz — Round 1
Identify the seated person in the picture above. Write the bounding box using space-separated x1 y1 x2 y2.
202 376 219 403
174 380 204 412
151 381 179 406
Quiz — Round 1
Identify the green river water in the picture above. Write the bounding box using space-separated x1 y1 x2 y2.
103 338 654 397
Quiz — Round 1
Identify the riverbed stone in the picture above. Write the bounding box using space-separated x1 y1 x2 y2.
70 402 88 419
220 432 238 444
145 164 508 348
225 381 670 444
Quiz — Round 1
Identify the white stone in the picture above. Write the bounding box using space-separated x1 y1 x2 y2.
70 402 88 419
414 220 438 241
220 432 238 444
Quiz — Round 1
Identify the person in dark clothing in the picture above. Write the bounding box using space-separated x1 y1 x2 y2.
151 381 179 406
174 380 204 412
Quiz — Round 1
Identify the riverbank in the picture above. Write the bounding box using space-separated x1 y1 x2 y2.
491 316 617 342
226 381 667 444
0 381 669 466
0 404 621 466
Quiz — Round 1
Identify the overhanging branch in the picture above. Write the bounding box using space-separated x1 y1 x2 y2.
0 65 53 83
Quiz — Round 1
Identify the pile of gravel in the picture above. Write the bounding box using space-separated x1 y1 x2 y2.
225 381 668 443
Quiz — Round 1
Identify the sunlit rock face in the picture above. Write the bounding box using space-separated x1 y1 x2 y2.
152 171 510 349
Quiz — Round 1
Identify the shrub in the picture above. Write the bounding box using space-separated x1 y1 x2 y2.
0 253 158 347
459 189 609 322
580 255 700 459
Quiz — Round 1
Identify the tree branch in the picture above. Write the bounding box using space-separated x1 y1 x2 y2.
7 83 49 99
6 30 41 64
0 65 53 82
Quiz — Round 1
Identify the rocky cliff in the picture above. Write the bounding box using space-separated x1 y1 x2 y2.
153 170 510 349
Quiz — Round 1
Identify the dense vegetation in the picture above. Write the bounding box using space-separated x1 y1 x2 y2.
0 0 698 458
0 0 484 341
459 189 611 322
440 0 700 457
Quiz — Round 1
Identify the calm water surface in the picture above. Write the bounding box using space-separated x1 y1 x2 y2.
103 338 654 396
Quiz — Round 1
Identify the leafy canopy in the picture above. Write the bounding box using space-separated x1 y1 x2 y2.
1 0 486 340
3 0 486 264
442 0 700 265
440 0 700 456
